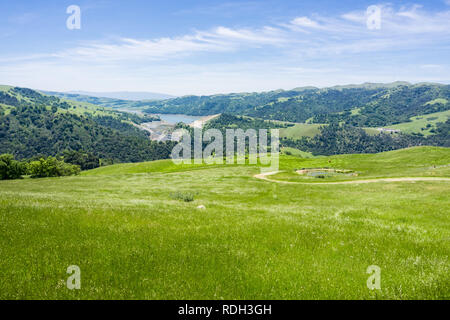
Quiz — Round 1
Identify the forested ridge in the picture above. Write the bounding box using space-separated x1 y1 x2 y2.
281 120 449 156
140 83 450 127
205 114 449 156
0 87 174 163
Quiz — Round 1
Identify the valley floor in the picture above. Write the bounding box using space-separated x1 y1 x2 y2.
0 147 449 299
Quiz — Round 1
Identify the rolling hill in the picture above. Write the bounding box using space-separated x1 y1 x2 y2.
384 110 450 136
140 82 450 128
0 86 173 162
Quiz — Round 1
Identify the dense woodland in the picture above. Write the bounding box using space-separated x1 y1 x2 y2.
0 153 80 180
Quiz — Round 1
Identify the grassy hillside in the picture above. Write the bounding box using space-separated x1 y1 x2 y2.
385 110 450 136
281 147 315 158
280 123 390 140
280 123 322 139
274 146 450 182
0 85 157 121
1 147 448 299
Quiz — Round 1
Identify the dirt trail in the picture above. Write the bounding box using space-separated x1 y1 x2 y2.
189 114 221 129
254 171 450 185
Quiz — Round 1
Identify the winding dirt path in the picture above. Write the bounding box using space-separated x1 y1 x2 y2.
254 171 450 185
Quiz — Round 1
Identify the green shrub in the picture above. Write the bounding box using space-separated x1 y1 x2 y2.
28 157 80 178
0 154 27 180
170 191 195 202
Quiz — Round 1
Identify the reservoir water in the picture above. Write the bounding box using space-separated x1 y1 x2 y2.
119 109 202 125
155 114 202 125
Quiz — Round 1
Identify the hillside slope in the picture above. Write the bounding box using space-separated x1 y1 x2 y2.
0 86 173 162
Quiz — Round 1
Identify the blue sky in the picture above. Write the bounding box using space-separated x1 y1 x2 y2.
1 0 450 95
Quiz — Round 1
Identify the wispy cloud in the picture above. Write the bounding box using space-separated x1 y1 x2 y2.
59 4 450 62
48 25 288 62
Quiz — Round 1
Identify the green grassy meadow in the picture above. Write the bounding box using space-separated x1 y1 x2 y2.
279 123 322 139
0 147 449 299
385 110 450 136
279 122 397 140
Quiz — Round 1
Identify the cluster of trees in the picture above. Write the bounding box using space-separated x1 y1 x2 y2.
0 154 27 180
141 83 450 127
28 157 80 178
0 154 80 180
282 120 449 156
62 150 100 170
170 114 283 158
427 119 450 147
203 113 291 134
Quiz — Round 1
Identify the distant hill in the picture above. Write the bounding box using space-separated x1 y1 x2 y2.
42 91 175 109
141 82 450 127
67 91 175 101
42 91 134 109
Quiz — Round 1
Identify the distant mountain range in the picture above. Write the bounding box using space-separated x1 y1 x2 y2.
68 91 176 101
140 82 450 127
41 82 450 128
44 90 175 102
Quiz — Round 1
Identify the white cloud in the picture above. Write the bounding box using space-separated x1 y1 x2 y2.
291 17 321 28
50 26 287 63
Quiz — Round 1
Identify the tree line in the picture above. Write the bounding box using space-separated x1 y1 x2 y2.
282 120 449 156
0 154 80 180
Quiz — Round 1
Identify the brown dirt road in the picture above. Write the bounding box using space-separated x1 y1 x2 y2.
254 171 450 185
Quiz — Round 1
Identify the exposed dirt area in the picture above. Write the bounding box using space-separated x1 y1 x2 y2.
254 171 450 185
